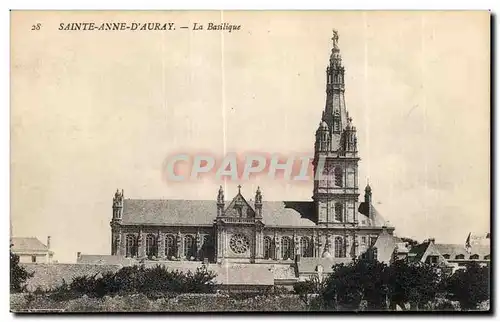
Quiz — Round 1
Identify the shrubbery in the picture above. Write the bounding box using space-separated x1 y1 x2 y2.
10 252 34 293
444 262 490 310
46 264 217 300
294 259 490 311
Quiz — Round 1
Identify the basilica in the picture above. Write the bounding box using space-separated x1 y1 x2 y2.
109 31 393 265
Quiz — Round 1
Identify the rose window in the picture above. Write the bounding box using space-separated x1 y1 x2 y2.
230 234 250 254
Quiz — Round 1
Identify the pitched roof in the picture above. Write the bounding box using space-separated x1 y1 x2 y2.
11 237 49 252
140 261 274 285
122 199 316 227
213 263 274 285
358 202 389 227
297 257 352 274
407 242 430 262
371 230 397 263
122 199 216 226
77 255 136 266
434 243 490 259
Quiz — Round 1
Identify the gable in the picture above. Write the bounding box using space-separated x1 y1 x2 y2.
224 193 255 218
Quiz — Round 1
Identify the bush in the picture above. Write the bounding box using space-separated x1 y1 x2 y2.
445 262 490 310
47 264 217 300
10 252 34 293
294 276 323 307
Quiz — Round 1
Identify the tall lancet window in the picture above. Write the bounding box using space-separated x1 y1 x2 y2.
281 236 293 260
335 237 346 258
165 234 177 258
264 236 273 259
145 234 158 258
125 234 138 258
184 235 196 260
333 111 341 132
335 203 343 222
300 237 313 257
334 167 343 187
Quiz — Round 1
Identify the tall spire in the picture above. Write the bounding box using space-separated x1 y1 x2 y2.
322 29 348 152
312 30 360 225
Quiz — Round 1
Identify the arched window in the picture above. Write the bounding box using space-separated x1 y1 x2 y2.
281 236 293 260
442 254 450 259
334 237 345 258
145 234 158 258
455 254 465 260
264 236 273 259
335 203 343 222
184 235 196 260
334 167 343 187
300 237 312 257
485 255 490 260
125 234 138 258
470 254 479 260
165 234 177 259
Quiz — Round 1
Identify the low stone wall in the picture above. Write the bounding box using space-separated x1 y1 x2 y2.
20 262 279 291
21 263 121 292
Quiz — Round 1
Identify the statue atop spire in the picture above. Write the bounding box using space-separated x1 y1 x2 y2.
255 186 262 204
332 29 339 49
217 185 224 204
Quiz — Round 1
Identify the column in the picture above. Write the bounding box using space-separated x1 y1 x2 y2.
196 231 202 260
216 227 223 259
158 231 165 259
177 232 183 259
138 229 146 258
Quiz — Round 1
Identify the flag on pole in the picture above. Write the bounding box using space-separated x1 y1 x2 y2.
465 232 472 254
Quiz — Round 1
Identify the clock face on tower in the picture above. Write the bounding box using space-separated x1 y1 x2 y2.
230 233 250 254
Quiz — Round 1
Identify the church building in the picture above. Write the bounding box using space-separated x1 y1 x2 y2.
109 31 394 265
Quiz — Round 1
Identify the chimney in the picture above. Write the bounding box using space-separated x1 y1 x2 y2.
47 236 51 249
428 238 435 244
77 252 81 259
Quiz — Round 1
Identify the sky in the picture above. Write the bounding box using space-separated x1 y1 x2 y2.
10 11 490 263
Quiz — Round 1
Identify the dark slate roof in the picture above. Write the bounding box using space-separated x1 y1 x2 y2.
11 237 49 252
407 242 430 262
122 199 316 227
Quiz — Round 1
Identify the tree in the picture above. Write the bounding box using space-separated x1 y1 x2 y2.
10 251 33 293
321 259 390 311
293 275 324 307
399 237 419 249
387 260 442 310
445 262 490 310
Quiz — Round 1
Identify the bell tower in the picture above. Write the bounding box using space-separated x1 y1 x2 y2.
313 30 360 226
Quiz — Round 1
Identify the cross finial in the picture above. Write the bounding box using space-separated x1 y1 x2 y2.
237 185 242 194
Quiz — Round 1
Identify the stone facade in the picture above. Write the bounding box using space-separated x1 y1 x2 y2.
109 31 394 264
